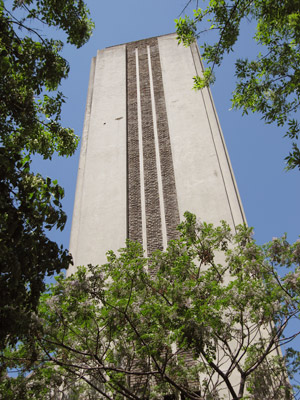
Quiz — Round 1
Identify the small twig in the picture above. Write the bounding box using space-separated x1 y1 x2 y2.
178 0 193 17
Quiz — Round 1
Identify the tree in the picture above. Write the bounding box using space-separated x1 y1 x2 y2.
0 0 93 348
2 212 300 399
176 0 300 170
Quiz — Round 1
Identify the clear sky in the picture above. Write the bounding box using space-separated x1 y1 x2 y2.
34 0 300 257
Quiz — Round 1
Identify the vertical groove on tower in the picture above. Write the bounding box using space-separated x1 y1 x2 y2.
150 39 180 241
138 43 163 254
126 44 143 244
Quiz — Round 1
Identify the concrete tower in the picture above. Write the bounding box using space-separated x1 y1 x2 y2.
68 33 246 274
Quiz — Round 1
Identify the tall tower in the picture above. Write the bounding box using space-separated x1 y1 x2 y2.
68 33 246 274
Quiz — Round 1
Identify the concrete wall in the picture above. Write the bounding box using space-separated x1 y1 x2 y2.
68 45 127 272
159 35 245 228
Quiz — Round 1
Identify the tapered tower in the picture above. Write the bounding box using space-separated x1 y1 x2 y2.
68 33 246 274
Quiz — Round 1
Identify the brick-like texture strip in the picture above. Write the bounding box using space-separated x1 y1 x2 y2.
126 44 143 244
126 37 180 251
150 39 180 241
138 41 163 254
125 36 197 393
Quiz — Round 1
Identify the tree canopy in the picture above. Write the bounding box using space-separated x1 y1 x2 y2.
176 0 300 170
2 213 300 399
0 0 93 348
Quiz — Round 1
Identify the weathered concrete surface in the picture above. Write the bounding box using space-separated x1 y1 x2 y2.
158 34 245 228
68 45 127 273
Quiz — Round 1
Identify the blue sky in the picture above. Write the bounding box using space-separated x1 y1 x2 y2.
34 0 300 256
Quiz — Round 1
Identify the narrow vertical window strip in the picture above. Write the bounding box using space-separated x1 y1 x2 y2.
126 45 142 244
125 47 129 241
135 47 148 257
147 45 168 251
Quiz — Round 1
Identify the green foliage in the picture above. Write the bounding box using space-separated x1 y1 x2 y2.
2 213 300 399
0 0 93 347
176 0 300 170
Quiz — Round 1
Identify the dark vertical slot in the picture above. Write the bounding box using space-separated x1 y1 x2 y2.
150 39 180 242
126 44 143 244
